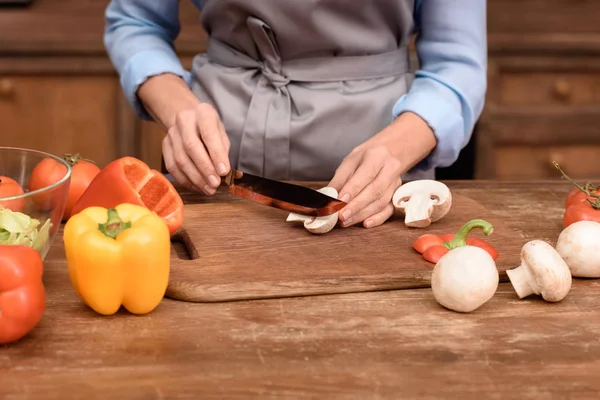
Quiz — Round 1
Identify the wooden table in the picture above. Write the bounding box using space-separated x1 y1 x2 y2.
2 181 600 400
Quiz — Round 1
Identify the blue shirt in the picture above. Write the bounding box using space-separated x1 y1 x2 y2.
104 0 487 171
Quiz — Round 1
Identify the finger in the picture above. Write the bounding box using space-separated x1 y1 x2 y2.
328 152 361 199
341 182 397 227
196 104 230 176
218 120 231 153
169 125 215 195
364 202 395 228
340 161 401 225
162 135 195 190
175 111 220 191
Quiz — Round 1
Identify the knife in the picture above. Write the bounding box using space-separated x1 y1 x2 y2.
221 169 347 217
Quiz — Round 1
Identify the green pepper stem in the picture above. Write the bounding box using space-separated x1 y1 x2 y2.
443 219 494 250
98 208 131 239
553 161 600 210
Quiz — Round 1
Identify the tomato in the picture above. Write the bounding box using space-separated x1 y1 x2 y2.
565 187 600 209
0 245 46 345
70 156 184 235
0 176 25 212
564 202 600 228
29 154 101 220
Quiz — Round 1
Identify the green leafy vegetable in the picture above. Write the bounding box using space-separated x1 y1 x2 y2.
0 206 52 251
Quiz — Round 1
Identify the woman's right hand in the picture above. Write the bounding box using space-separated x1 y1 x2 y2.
162 103 232 195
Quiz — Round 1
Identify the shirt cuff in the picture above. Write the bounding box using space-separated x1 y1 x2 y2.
392 83 465 172
120 48 192 121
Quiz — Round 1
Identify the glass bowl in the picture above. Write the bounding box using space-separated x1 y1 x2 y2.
0 147 72 260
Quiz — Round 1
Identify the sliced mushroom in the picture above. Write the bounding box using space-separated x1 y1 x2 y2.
505 240 572 302
286 186 339 234
431 246 499 313
392 180 452 228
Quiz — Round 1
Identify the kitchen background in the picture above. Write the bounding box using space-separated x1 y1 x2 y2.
1 0 596 181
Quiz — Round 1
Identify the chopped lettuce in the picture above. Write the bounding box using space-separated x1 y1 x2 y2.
0 206 52 251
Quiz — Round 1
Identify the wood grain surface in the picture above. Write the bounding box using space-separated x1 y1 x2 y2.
2 181 599 400
167 193 524 302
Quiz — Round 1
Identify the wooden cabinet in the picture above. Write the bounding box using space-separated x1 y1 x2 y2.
478 0 600 180
0 0 205 170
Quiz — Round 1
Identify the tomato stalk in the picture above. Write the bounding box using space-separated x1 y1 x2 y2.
63 153 97 166
553 161 600 210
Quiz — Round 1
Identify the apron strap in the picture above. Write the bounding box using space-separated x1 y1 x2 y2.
205 16 410 180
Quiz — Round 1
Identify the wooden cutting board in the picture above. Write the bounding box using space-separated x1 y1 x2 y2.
166 193 524 303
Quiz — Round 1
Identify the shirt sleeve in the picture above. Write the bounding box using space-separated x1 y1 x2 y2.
392 0 487 171
104 0 192 120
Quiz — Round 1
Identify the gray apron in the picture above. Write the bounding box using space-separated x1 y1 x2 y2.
190 0 435 182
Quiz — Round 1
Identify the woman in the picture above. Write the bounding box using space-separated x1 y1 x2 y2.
104 0 486 229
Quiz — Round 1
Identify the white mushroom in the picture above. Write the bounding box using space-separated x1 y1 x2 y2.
505 240 572 302
286 186 339 234
392 180 452 228
555 220 600 278
431 246 499 313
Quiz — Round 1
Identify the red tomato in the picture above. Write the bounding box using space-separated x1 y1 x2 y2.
0 245 46 344
565 187 600 209
70 156 184 235
0 176 25 212
564 202 600 228
29 154 101 220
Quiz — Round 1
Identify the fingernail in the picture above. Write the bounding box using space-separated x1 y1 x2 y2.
342 209 352 220
203 185 215 195
343 217 353 227
208 175 220 187
217 163 227 175
341 193 350 203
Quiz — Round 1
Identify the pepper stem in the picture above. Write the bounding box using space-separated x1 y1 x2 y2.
553 161 600 209
98 208 131 239
443 219 494 250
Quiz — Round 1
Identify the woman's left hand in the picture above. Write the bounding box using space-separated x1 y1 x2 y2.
328 112 437 229
329 143 403 229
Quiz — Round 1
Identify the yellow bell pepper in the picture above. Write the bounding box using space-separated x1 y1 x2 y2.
63 204 170 316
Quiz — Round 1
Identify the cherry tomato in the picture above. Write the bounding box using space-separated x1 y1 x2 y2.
564 202 600 228
0 176 25 212
565 187 600 209
29 154 101 220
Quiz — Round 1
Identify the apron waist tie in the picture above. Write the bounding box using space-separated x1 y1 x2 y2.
204 16 410 180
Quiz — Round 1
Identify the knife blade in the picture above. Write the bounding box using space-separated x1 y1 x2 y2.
221 169 347 217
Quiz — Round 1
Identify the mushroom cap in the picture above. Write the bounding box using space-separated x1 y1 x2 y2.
392 179 452 223
286 186 339 234
431 246 499 313
555 220 600 278
519 240 572 302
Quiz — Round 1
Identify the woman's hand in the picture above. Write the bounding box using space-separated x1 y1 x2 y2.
137 73 231 195
162 103 231 195
329 112 437 228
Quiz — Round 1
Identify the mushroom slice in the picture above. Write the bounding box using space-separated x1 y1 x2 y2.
392 180 452 228
286 186 339 235
506 240 572 302
555 220 600 278
431 246 499 313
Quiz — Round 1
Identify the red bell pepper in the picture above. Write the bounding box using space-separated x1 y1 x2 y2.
70 157 184 235
412 219 499 264
554 161 600 228
0 245 46 344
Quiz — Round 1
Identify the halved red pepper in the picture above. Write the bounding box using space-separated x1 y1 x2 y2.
70 157 184 235
412 219 499 264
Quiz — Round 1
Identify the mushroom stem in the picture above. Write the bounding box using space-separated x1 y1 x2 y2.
402 193 435 227
505 266 535 299
444 219 494 250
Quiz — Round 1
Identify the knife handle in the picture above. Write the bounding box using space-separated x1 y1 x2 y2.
220 168 243 186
